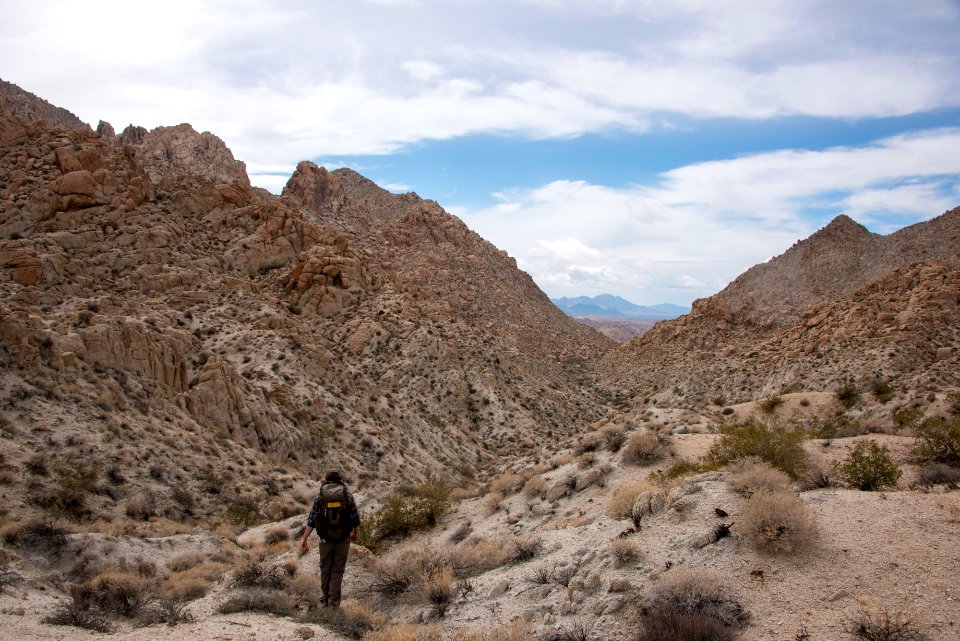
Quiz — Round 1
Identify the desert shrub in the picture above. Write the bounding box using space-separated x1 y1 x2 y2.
43 601 115 633
125 497 157 521
525 564 553 585
451 620 532 641
219 587 296 616
25 453 48 476
836 380 861 409
871 378 895 403
488 473 524 495
844 608 928 641
805 416 840 440
363 624 444 641
3 519 69 557
758 395 784 414
163 573 211 601
702 417 808 478
263 526 289 545
601 425 628 452
608 538 641 567
323 599 387 639
621 431 668 465
370 556 417 597
51 461 101 519
726 457 791 497
420 564 454 615
359 483 450 551
482 491 504 512
797 463 833 491
912 416 960 466
576 431 606 454
738 490 818 554
551 563 579 587
892 406 924 430
170 483 195 512
947 391 960 414
448 538 511 576
74 570 155 618
136 597 194 627
522 476 546 499
649 458 701 484
835 441 902 491
543 619 592 641
166 550 207 573
915 462 960 487
637 571 749 641
223 496 264 528
607 482 665 528
510 536 542 563
231 557 289 589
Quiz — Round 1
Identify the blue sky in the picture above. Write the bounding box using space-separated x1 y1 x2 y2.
3 0 960 305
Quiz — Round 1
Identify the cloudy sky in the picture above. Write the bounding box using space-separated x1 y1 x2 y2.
3 1 960 305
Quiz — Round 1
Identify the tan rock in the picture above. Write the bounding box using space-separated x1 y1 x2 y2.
55 170 96 197
54 147 83 173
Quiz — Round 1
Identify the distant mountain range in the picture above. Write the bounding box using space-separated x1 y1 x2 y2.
551 294 690 319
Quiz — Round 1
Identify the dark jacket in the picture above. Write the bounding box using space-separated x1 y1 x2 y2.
306 482 361 534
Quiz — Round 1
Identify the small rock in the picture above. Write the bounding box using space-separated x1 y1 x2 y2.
827 589 849 602
487 578 510 598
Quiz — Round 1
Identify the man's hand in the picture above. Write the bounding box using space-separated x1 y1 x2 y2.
299 537 309 555
349 528 359 543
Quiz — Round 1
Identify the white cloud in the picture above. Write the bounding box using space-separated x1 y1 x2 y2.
2 1 958 170
461 128 960 304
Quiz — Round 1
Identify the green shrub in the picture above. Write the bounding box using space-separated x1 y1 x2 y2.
51 461 101 519
649 459 701 484
835 441 902 491
892 407 924 430
836 381 861 409
871 378 895 403
223 496 264 528
358 483 450 551
912 416 960 466
948 391 960 415
702 417 808 478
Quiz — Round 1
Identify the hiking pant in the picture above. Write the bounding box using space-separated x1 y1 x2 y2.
318 539 351 606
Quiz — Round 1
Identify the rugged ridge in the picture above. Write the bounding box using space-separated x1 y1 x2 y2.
601 209 960 404
0 84 613 529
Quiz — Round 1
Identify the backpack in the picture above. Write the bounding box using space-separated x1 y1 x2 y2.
315 482 350 542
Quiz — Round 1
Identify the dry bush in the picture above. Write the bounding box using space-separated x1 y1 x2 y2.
136 597 194 627
916 463 960 487
601 425 628 452
166 550 207 573
325 599 388 639
576 431 606 454
43 601 115 633
576 453 595 469
622 431 668 465
420 564 454 614
362 624 444 641
758 395 784 414
3 519 69 558
288 572 325 610
448 538 512 577
219 587 296 616
74 570 155 618
543 619 592 641
482 491 504 512
726 457 792 497
523 476 547 499
488 473 524 495
607 482 666 528
452 620 532 641
231 557 290 589
638 570 749 641
369 555 416 598
608 538 642 567
263 526 290 545
163 572 211 602
844 608 928 641
738 490 818 555
510 536 542 563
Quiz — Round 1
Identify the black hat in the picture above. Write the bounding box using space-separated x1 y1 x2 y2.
325 470 342 483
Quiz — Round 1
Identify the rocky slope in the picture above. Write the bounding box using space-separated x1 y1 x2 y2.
0 79 90 133
602 210 960 406
0 85 614 531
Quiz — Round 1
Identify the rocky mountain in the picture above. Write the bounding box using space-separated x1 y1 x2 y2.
0 83 614 529
601 210 960 405
0 79 90 133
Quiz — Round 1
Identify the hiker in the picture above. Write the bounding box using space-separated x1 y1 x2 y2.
299 471 361 608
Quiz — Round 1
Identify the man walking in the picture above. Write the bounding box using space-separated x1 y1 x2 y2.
299 471 361 608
